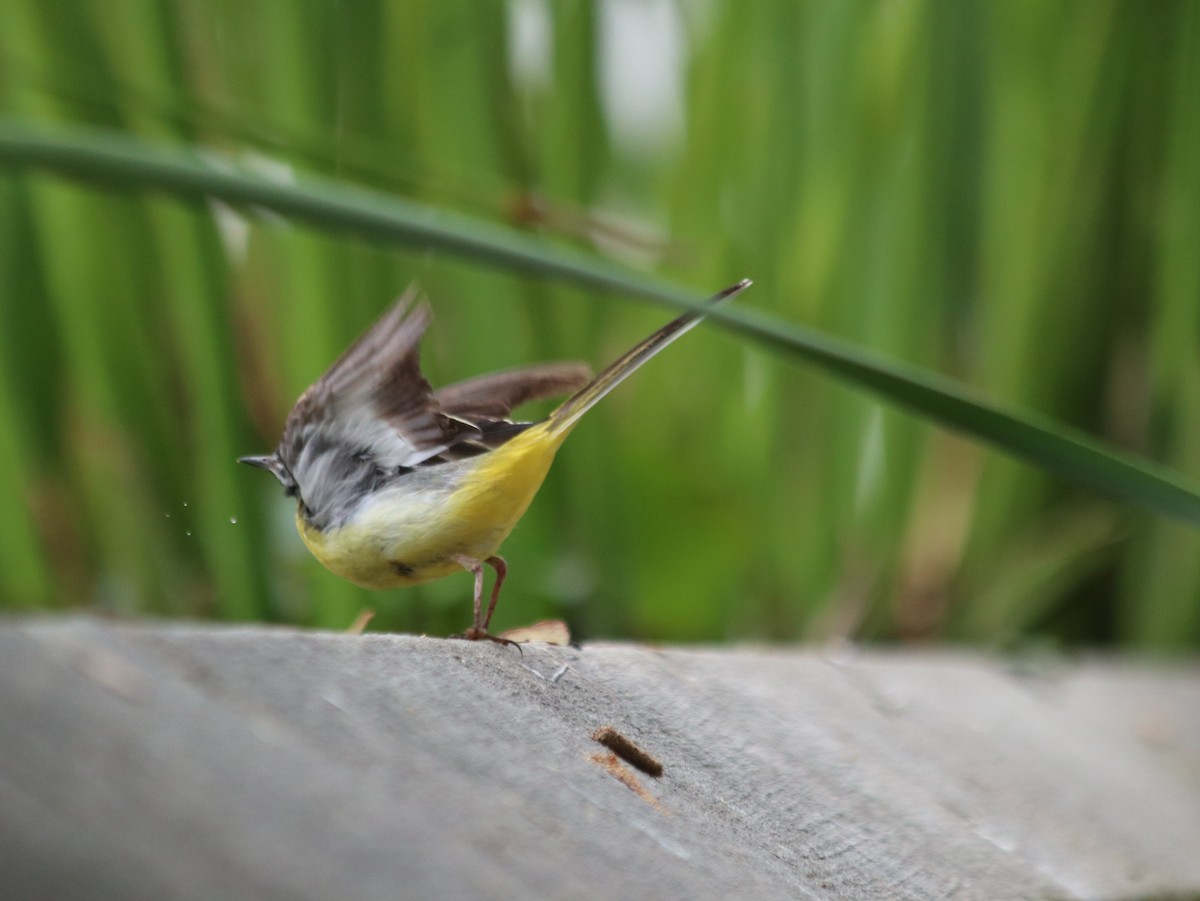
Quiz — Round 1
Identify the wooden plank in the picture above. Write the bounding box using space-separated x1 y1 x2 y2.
1 618 1196 900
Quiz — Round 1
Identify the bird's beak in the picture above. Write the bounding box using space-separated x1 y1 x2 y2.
238 454 292 488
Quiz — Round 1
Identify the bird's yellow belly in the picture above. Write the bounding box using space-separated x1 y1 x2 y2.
297 425 563 589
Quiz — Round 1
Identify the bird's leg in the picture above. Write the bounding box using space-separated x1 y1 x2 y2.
451 554 486 634
450 554 517 648
481 556 508 632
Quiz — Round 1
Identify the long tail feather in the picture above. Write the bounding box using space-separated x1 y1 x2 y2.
544 279 752 437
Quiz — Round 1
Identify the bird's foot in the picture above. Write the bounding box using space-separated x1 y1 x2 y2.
450 628 523 653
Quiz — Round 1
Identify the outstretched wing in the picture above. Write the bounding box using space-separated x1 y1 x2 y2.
434 363 592 419
429 362 593 457
279 286 469 472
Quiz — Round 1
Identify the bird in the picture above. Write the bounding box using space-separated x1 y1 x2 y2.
240 278 751 642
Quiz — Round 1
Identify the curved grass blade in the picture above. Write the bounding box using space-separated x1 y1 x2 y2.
2 120 1200 527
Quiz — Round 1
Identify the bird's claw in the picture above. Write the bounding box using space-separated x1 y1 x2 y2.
450 628 523 653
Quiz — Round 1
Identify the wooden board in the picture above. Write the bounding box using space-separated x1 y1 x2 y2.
2 618 1197 900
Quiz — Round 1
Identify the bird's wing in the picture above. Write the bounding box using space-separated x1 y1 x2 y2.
280 287 472 473
433 363 592 419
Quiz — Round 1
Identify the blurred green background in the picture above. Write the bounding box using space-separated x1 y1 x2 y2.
1 0 1198 649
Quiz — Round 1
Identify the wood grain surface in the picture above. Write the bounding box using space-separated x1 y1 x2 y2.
2 618 1197 900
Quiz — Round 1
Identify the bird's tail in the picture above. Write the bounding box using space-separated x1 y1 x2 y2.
542 279 752 439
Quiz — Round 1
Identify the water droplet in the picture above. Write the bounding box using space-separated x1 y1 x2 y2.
229 516 238 525
164 512 171 518
182 501 189 507
185 531 192 537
